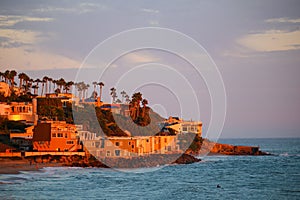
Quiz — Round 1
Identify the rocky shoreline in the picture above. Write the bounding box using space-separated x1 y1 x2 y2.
0 153 200 174
63 153 201 168
0 136 271 174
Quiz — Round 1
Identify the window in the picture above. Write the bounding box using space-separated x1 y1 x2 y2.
52 133 56 137
132 145 134 148
67 141 74 145
106 151 111 156
65 133 68 138
128 142 131 145
164 138 167 143
182 126 187 132
115 150 120 156
57 133 63 137
95 142 100 148
146 139 149 142
115 142 120 146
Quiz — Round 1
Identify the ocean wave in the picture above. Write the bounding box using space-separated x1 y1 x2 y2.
278 153 300 157
0 174 28 184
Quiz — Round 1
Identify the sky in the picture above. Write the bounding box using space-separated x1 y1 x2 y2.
0 0 300 138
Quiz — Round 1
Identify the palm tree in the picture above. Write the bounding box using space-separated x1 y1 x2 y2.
98 82 104 102
48 77 53 93
4 70 10 84
125 94 130 104
56 78 66 93
42 76 49 94
32 85 39 96
18 72 28 91
64 81 74 93
0 72 3 81
8 70 17 90
131 92 143 118
34 79 41 95
54 88 60 95
129 100 138 120
120 90 126 103
28 79 34 95
92 81 97 98
110 87 117 103
22 74 30 94
85 84 90 99
74 82 78 97
41 78 46 96
142 99 148 117
75 81 87 102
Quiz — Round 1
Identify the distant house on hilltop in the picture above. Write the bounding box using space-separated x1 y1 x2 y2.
44 93 74 107
160 116 202 137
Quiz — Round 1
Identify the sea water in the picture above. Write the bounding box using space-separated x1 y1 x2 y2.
0 138 299 199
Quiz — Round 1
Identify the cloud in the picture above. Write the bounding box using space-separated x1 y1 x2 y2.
265 17 300 23
0 29 41 46
0 28 54 48
33 3 108 14
141 8 159 14
0 15 53 27
0 46 82 71
237 30 300 52
149 20 159 26
124 53 160 64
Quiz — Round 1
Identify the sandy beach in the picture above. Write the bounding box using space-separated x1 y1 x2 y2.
0 158 63 174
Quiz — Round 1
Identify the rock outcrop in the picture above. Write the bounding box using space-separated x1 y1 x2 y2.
186 136 269 156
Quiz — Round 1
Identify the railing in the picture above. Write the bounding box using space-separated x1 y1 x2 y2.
24 152 85 157
0 152 22 157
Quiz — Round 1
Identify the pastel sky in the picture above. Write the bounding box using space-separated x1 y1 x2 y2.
0 0 299 138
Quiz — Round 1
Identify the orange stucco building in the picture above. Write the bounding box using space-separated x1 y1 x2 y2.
33 121 81 152
82 135 180 158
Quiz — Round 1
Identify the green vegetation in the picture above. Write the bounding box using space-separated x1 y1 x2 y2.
73 102 164 137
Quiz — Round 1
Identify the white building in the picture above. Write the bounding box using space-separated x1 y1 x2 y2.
161 116 202 137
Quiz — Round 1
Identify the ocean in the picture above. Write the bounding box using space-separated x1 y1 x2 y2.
0 138 299 199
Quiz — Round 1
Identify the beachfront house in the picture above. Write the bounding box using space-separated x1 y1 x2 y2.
32 121 82 152
0 99 38 125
